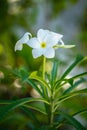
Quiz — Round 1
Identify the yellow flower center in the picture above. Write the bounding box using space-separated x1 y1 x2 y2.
41 42 46 48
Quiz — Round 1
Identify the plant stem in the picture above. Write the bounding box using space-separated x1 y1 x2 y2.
42 56 46 80
50 92 55 127
42 57 55 127
50 102 54 126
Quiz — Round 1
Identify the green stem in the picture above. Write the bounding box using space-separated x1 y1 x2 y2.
50 102 54 126
50 92 55 127
42 57 55 127
42 56 46 80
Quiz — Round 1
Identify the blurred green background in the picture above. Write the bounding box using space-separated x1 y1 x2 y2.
0 0 87 129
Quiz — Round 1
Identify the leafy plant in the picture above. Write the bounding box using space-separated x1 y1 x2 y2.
0 29 87 130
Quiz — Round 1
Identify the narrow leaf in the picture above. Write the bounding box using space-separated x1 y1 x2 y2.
0 97 49 122
60 55 84 80
29 72 51 94
58 89 87 103
55 55 85 89
73 108 87 117
23 102 48 115
55 72 87 93
58 111 86 130
60 72 87 88
63 78 86 94
21 106 40 125
26 79 43 97
51 60 59 86
54 45 75 49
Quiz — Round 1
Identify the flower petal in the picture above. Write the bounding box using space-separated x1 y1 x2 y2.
15 42 23 51
50 31 63 40
43 48 55 58
44 32 63 47
59 39 64 45
44 35 57 47
27 38 40 48
15 32 31 51
32 48 43 58
37 29 49 42
19 32 31 43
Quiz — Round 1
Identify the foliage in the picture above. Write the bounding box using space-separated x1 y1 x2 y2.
0 0 87 130
0 55 87 130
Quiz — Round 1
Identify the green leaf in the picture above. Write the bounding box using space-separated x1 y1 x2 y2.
55 72 87 93
60 55 84 80
14 68 43 97
55 108 87 129
58 89 87 103
55 55 85 90
50 60 59 86
38 83 49 100
13 67 29 82
0 97 49 122
72 108 87 117
69 72 87 81
19 68 29 82
57 110 86 130
26 79 43 97
29 71 48 88
54 44 75 49
63 78 86 94
0 100 14 104
60 72 87 88
29 71 51 97
0 100 48 115
21 106 40 126
23 102 48 115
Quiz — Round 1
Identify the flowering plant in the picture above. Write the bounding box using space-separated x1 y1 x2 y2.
0 29 87 130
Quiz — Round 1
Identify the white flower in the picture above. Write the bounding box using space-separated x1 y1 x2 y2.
15 29 75 59
27 29 63 58
15 32 32 51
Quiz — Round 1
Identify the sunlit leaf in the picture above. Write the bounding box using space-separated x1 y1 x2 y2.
29 71 51 97
23 102 48 115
